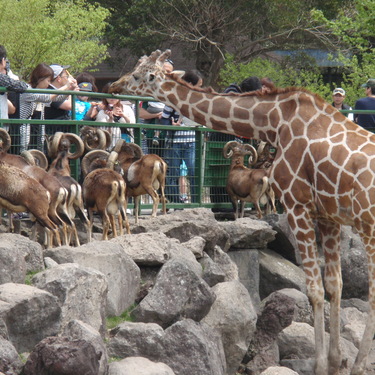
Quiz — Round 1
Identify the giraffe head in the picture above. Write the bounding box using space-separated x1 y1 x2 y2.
110 49 172 97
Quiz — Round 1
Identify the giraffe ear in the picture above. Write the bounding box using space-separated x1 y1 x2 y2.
171 70 185 79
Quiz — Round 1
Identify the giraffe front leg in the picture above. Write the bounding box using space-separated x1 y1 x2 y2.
286 211 328 375
318 219 342 375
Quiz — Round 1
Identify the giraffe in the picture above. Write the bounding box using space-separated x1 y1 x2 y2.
110 49 375 375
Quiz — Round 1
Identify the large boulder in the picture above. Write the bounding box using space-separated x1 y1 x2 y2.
0 233 44 278
132 259 215 328
22 336 101 375
202 280 257 375
278 322 358 374
111 232 171 266
132 208 231 252
0 336 23 375
62 319 108 375
108 357 176 375
108 319 226 375
259 249 307 299
32 263 108 336
340 226 368 299
244 291 296 374
220 218 276 250
0 283 61 353
228 248 260 308
45 241 140 316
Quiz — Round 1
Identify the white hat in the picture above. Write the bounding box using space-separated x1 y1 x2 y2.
332 88 345 96
50 64 70 79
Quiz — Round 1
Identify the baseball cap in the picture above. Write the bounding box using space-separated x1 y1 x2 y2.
361 79 375 88
50 64 70 79
78 82 93 92
332 88 345 96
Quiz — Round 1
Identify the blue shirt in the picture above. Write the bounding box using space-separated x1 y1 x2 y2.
71 99 91 120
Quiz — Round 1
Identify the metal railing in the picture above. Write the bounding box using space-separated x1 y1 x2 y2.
0 87 238 212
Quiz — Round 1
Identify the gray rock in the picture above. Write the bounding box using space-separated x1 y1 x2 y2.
199 253 226 287
228 248 260 309
62 319 108 375
22 336 101 375
211 245 239 281
45 241 140 316
0 238 26 285
184 236 206 258
0 233 44 275
277 288 313 325
340 226 368 299
108 319 226 375
260 366 299 375
262 213 301 265
220 218 276 250
32 263 108 336
202 280 257 375
132 259 215 328
132 208 230 253
259 249 306 299
44 257 59 269
0 336 23 375
244 292 295 374
0 283 61 352
278 322 358 373
108 357 176 375
340 307 367 348
108 322 165 359
111 232 171 266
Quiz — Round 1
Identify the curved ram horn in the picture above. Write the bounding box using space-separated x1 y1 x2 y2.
0 128 11 152
24 149 48 170
106 151 119 170
64 133 84 160
81 149 109 178
222 141 240 159
82 127 107 152
242 143 258 166
48 132 64 159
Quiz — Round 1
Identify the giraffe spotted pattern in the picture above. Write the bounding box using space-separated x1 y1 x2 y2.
110 50 375 375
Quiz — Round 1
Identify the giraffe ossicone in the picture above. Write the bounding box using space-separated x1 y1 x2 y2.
111 49 375 375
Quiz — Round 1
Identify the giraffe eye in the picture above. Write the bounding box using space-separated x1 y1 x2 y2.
133 74 139 81
149 74 155 82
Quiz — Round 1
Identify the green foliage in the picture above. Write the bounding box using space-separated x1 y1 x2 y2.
0 0 110 80
219 53 331 99
25 271 40 286
106 304 136 330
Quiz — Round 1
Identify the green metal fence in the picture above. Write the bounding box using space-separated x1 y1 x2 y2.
0 87 242 212
1 87 374 214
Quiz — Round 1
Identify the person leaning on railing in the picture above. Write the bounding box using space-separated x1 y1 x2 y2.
18 63 76 152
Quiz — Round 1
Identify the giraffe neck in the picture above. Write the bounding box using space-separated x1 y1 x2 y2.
150 78 281 145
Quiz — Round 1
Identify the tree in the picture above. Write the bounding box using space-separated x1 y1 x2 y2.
0 0 110 80
89 0 346 86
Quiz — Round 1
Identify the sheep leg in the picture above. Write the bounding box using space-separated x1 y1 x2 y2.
240 201 246 218
109 214 117 238
134 196 141 224
101 211 110 241
254 201 263 219
230 198 239 220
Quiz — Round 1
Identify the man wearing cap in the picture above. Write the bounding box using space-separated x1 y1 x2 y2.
44 64 78 135
332 88 354 121
354 79 375 129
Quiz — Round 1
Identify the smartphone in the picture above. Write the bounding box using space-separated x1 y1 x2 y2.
108 104 114 110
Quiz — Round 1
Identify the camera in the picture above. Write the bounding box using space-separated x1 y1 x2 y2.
108 104 114 110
